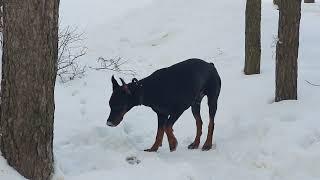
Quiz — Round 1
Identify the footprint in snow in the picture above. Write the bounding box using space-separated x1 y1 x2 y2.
301 130 320 148
80 98 86 105
126 156 141 165
280 115 297 122
71 90 79 96
80 107 86 116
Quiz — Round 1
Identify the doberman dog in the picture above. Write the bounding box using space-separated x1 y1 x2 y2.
107 58 221 152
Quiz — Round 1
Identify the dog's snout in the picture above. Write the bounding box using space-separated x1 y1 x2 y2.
106 121 115 127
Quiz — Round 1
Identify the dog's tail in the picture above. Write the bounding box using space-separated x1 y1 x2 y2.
210 63 221 87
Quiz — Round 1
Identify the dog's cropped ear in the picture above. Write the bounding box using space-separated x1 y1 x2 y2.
120 78 131 95
111 75 120 91
120 78 127 86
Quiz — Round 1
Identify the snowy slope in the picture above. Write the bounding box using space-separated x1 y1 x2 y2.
1 0 320 180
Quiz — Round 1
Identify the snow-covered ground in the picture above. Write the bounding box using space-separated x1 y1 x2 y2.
1 0 320 179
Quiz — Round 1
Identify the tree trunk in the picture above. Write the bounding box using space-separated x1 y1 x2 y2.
275 0 302 102
0 0 59 179
304 0 315 3
244 0 261 75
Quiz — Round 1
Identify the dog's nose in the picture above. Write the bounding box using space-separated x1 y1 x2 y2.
106 121 115 127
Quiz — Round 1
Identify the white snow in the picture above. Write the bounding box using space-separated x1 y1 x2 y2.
1 0 320 180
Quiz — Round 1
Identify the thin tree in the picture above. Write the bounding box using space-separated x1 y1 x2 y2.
0 0 59 179
304 0 315 3
275 0 302 102
244 0 261 75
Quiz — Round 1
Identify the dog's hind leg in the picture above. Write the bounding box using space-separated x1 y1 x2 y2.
165 111 183 152
202 95 218 151
144 113 167 152
164 126 177 152
188 104 203 149
202 78 221 151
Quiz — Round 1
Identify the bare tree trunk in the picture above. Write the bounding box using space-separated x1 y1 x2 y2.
304 0 315 3
244 0 261 75
0 0 59 179
0 0 3 32
275 0 302 102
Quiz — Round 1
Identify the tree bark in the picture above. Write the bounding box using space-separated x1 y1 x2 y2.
304 0 315 3
0 0 59 179
275 0 302 102
244 0 261 75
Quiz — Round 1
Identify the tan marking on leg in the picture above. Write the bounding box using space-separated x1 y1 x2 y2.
188 115 202 149
165 126 178 152
202 119 214 151
145 128 164 152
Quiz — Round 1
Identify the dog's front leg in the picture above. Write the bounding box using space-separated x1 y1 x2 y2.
144 113 167 152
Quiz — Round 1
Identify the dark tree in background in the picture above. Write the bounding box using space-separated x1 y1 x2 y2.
275 0 302 102
0 0 59 179
304 0 315 3
244 0 261 75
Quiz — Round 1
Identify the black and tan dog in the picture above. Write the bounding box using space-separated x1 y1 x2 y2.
107 58 221 152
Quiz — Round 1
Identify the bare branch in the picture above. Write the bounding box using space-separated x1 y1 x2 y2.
305 80 320 87
0 11 86 83
57 25 87 83
89 57 137 76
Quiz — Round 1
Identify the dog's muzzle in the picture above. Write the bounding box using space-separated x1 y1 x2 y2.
106 121 116 127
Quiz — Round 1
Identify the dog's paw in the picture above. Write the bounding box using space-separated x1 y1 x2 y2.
169 141 178 152
201 144 212 151
201 143 216 151
187 142 199 149
144 148 158 152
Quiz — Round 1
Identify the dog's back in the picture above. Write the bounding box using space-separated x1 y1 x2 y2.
141 58 221 113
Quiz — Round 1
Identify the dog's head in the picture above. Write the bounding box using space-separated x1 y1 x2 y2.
106 76 134 127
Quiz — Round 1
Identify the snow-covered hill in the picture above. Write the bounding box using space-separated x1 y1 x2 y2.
1 0 320 179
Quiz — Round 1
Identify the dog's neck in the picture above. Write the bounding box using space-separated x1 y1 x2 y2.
129 81 144 107
136 85 144 106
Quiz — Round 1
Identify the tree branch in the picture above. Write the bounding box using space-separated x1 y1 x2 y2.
57 25 87 83
89 57 137 76
305 80 320 87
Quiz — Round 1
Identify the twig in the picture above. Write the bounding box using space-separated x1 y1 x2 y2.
89 57 137 76
305 80 320 87
57 25 87 83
